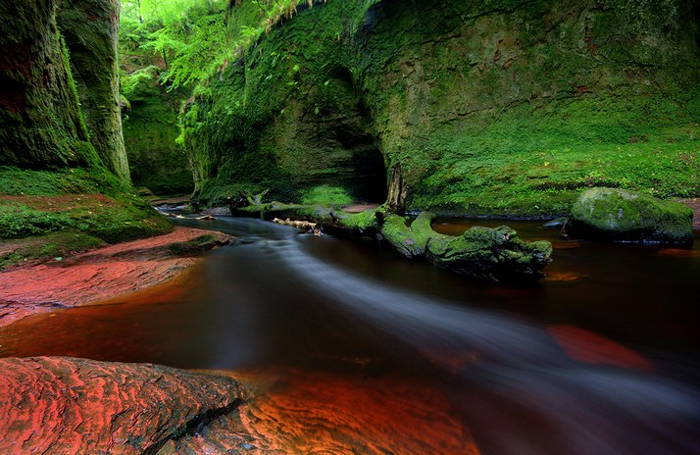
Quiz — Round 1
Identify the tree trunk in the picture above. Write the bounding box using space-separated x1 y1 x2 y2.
387 163 407 215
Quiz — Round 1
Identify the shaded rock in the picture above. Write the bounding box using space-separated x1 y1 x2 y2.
381 212 552 282
0 227 232 327
0 357 246 455
568 188 694 244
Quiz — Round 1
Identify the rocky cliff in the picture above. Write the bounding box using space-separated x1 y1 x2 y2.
184 0 700 215
59 0 131 181
0 0 93 167
0 0 170 267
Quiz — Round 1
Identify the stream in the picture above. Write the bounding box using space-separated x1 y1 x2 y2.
1 216 699 454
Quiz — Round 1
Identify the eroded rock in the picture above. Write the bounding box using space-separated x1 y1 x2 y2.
0 357 246 455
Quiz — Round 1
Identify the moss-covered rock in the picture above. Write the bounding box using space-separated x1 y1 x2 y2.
0 0 94 167
121 79 193 194
184 0 700 215
568 187 694 244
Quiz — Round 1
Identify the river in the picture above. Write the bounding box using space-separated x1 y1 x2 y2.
1 216 698 454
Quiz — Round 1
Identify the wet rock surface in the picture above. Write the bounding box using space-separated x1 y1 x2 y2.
0 227 231 327
0 357 246 455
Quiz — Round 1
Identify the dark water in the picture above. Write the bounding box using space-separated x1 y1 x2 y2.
1 217 699 454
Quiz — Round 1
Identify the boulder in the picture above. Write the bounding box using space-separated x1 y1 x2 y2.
381 212 552 282
568 188 694 244
0 357 246 455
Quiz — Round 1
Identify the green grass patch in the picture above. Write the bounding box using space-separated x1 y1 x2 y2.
0 232 105 270
301 185 353 206
410 94 700 216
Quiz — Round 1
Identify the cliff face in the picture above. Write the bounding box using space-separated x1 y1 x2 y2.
0 0 129 182
184 0 700 214
122 78 194 195
59 0 131 181
0 0 92 167
0 0 170 260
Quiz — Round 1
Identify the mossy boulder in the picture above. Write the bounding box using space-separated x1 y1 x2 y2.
568 188 694 244
381 212 552 282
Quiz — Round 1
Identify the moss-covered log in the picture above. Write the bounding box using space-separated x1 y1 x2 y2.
58 0 130 181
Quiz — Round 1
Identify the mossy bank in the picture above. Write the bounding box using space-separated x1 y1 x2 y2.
183 0 700 216
0 0 171 269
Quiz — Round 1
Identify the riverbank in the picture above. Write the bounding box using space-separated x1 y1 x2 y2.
0 227 231 328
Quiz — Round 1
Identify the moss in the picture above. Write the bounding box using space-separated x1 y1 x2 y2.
336 208 382 231
0 232 105 270
0 0 94 168
167 234 225 255
185 0 700 214
379 211 552 281
122 78 193 195
568 187 694 243
301 185 354 206
380 214 424 257
0 167 172 244
58 0 131 181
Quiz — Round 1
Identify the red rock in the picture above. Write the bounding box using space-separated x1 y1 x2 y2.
0 227 231 327
548 324 653 371
0 357 246 455
173 369 481 455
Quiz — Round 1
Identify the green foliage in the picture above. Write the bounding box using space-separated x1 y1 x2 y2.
300 185 353 206
0 167 172 244
0 205 74 239
0 232 105 270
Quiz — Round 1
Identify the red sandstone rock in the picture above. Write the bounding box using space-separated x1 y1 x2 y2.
172 369 481 455
548 324 653 371
0 357 246 455
0 227 231 327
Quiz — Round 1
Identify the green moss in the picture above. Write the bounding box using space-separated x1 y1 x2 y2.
0 166 172 244
0 204 74 239
0 232 105 270
380 214 428 258
167 234 225 255
301 185 353 206
122 78 193 195
569 187 694 243
336 208 382 231
184 0 699 215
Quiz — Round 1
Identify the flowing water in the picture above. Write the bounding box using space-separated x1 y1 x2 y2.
1 216 699 454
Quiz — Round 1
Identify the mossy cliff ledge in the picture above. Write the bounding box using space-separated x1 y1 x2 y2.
566 188 694 244
59 0 130 181
184 0 700 216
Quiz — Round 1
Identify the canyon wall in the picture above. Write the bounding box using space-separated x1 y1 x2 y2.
184 0 700 214
0 0 130 182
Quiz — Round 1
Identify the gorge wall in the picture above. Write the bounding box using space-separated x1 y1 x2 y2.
0 0 170 267
59 0 131 181
184 0 700 215
0 0 129 181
